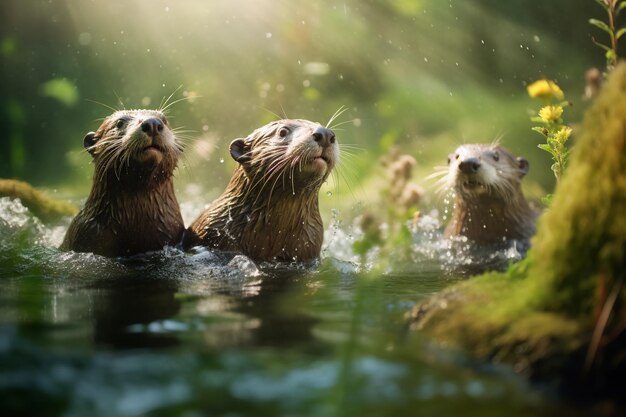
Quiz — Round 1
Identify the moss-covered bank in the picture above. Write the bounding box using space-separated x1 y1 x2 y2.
409 64 626 396
0 179 77 223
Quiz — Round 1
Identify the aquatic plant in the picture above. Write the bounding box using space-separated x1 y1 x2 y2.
589 0 626 71
410 63 626 395
527 79 572 185
352 147 423 264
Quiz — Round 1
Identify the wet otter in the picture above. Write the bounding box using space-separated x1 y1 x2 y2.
183 119 338 262
61 109 185 257
444 144 537 244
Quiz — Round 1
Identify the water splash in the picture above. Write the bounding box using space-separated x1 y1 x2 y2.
1 195 526 283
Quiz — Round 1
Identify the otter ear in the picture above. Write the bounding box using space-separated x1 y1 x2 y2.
517 157 529 176
229 138 251 164
83 132 98 156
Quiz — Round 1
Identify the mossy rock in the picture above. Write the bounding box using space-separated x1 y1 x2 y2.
0 179 77 223
410 63 626 394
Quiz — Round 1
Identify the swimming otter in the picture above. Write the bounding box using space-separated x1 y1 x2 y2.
60 109 185 257
183 119 339 262
444 144 537 244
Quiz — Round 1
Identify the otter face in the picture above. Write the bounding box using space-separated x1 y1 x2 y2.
447 144 529 199
230 119 339 189
83 109 182 184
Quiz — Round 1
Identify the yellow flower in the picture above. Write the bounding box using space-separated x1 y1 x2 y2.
527 80 565 101
538 105 563 123
554 126 572 143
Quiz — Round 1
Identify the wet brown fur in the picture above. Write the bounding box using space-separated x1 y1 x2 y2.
183 119 338 262
60 110 184 257
444 144 537 243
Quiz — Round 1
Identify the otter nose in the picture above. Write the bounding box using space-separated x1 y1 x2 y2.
459 158 481 174
312 127 336 148
141 117 164 137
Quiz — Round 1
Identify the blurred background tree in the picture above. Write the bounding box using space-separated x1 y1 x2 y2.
0 0 614 208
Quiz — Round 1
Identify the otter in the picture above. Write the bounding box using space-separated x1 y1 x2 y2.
444 144 537 244
183 119 339 262
60 109 185 257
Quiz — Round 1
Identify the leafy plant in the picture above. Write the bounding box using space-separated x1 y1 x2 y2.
589 0 626 71
527 80 572 186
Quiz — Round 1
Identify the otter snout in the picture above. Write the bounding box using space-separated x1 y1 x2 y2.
141 117 164 138
312 126 336 148
459 158 481 174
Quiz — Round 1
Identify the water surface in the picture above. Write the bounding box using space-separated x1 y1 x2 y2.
0 197 585 416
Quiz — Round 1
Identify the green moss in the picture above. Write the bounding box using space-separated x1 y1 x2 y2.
411 64 626 384
0 179 77 223
528 64 626 317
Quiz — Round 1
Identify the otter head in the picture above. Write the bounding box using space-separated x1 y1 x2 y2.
229 119 339 192
447 144 529 201
83 109 182 188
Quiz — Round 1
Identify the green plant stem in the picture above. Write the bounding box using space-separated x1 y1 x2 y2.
608 3 618 68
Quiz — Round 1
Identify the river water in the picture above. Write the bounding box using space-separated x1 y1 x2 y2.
0 197 587 416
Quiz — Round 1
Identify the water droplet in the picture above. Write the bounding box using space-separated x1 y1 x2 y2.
326 191 332 197
219 158 224 163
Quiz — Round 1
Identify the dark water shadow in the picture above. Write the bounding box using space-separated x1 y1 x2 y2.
82 252 322 352
89 274 182 349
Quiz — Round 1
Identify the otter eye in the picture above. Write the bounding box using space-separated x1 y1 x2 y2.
278 127 290 138
493 152 500 162
161 116 168 126
115 119 126 130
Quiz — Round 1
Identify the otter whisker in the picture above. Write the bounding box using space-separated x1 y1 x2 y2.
85 99 120 113
326 105 348 129
334 150 359 165
170 126 196 134
98 142 127 183
266 164 289 207
490 133 504 147
255 105 284 121
424 168 450 182
279 103 288 120
338 143 364 150
333 164 358 199
112 91 126 110
248 157 291 207
328 119 357 130
161 95 197 114
290 161 298 196
158 85 183 113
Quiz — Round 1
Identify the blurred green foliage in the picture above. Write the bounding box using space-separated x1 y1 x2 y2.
39 78 79 107
0 0 615 197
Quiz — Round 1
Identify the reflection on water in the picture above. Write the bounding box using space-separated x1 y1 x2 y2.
0 197 586 416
